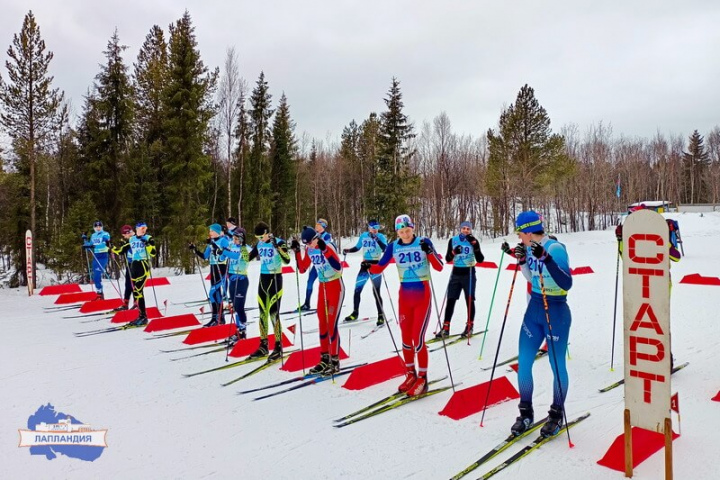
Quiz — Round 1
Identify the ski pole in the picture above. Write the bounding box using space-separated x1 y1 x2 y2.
193 254 212 314
293 246 307 375
610 245 621 371
429 274 457 393
479 248 505 359
466 265 474 345
479 262 519 428
146 259 160 309
433 285 448 335
538 264 574 448
88 249 122 298
381 273 400 324
370 272 402 361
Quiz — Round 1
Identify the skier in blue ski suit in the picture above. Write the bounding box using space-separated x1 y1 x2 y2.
300 218 334 310
82 221 111 298
342 219 387 325
507 210 573 439
189 223 231 327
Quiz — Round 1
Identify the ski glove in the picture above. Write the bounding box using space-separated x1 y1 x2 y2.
342 248 349 255
615 224 623 242
188 243 197 252
289 239 301 253
360 261 372 271
530 241 550 262
420 239 432 254
316 237 327 251
514 243 527 264
501 241 514 256
81 233 87 241
205 238 213 245
453 245 463 255
466 234 480 249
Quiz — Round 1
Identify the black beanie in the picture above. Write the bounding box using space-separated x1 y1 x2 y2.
254 222 269 237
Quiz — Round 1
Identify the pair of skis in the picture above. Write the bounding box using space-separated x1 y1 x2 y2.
452 412 591 479
332 377 454 428
428 330 487 353
598 362 689 393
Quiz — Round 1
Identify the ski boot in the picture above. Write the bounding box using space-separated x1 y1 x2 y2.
407 374 428 397
511 402 534 436
309 353 330 375
113 300 129 312
321 355 340 376
128 314 148 327
95 291 104 300
376 314 386 327
344 312 359 323
300 302 312 312
227 329 247 347
435 324 450 339
268 342 283 362
203 318 219 328
459 322 474 338
248 339 269 359
398 369 417 393
540 404 564 437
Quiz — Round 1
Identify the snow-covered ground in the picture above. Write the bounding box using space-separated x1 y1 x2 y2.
2 213 719 480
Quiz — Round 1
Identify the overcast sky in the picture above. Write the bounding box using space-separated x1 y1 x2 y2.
2 1 719 144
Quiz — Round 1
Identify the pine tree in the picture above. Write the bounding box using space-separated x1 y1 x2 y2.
0 11 62 286
358 113 381 227
131 25 168 228
683 129 709 204
80 29 134 229
340 120 362 230
244 71 273 229
373 78 417 230
269 93 297 236
486 84 568 234
161 11 218 271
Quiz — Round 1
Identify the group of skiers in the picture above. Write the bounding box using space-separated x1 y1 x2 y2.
82 221 156 327
80 205 685 438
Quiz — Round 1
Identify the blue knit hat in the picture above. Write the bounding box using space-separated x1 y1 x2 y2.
460 221 472 230
515 211 544 233
301 226 318 244
209 223 223 234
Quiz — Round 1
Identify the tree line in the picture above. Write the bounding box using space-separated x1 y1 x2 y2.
1 10 719 287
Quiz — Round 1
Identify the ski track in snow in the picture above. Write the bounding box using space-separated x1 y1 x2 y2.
2 213 720 479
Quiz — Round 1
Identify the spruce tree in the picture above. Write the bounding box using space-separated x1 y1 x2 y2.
244 71 273 229
80 29 134 228
131 25 168 228
269 93 297 236
161 11 218 271
373 78 417 230
233 88 250 224
683 129 709 203
0 10 62 286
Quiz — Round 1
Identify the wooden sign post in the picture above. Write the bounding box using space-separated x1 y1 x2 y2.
621 209 673 479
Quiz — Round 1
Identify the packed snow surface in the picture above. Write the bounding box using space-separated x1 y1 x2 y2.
2 213 719 479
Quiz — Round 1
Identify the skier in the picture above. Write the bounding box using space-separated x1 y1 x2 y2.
82 221 111 299
247 222 291 360
367 214 444 396
300 218 334 311
291 226 345 375
188 223 231 327
226 217 238 236
112 221 156 326
508 211 573 438
221 227 251 344
113 224 135 311
436 221 484 338
342 219 387 326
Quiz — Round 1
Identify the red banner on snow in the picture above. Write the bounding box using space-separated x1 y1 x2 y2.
505 263 519 271
39 284 83 296
712 391 720 402
571 266 594 275
679 273 720 286
79 298 125 313
597 427 679 472
228 333 293 358
144 314 200 333
281 346 348 372
145 277 170 287
111 307 163 323
54 292 98 304
183 323 236 344
342 356 405 390
438 376 519 421
282 265 295 274
477 261 498 269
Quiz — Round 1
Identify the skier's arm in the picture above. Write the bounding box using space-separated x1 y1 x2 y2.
112 241 129 256
368 243 394 274
275 239 291 265
248 245 259 261
323 244 342 271
445 239 455 263
294 248 311 274
144 235 157 258
543 243 573 291
376 233 387 251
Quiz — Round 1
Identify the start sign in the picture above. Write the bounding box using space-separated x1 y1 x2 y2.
622 209 671 432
